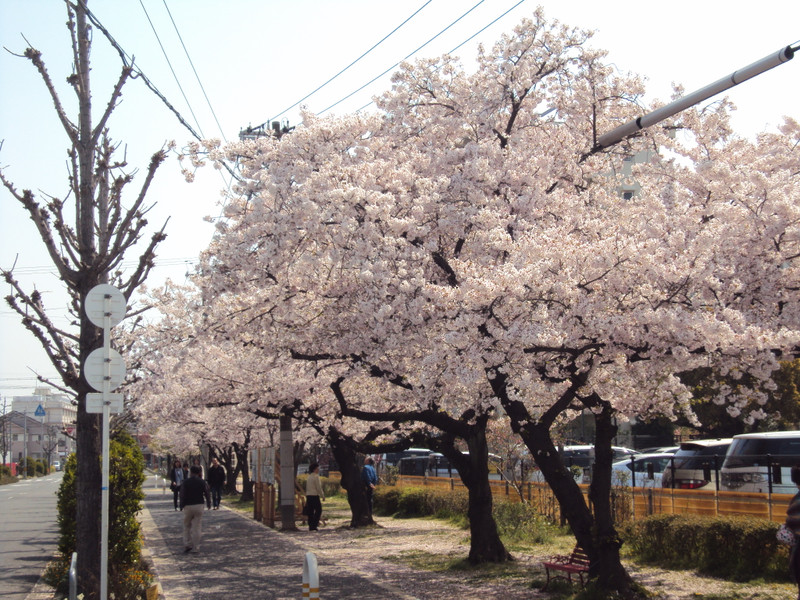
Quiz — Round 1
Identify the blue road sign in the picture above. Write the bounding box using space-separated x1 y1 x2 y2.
34 404 46 417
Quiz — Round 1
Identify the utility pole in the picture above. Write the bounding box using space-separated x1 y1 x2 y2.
593 43 797 152
239 120 294 141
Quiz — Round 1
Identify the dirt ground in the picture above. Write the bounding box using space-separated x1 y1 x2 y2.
229 496 798 600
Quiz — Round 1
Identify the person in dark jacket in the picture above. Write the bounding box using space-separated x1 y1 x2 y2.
785 465 800 599
169 459 185 510
361 456 378 516
206 457 226 510
180 465 211 553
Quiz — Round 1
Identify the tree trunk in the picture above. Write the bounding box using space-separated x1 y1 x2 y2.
437 424 511 564
75 389 102 599
512 417 641 597
587 407 637 594
328 430 373 527
232 442 253 501
218 446 238 494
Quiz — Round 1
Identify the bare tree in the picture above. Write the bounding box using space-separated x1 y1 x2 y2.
1 2 166 597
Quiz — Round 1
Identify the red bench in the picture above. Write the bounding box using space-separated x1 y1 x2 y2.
542 545 590 589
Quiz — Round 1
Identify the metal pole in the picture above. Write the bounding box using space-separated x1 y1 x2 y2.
100 293 112 600
279 411 297 530
23 408 27 479
595 44 796 150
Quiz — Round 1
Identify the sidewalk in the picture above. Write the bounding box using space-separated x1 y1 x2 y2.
140 484 422 600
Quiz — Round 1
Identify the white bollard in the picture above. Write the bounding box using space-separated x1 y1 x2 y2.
302 551 320 599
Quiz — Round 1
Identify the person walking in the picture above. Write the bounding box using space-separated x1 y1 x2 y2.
785 465 800 599
180 465 211 553
207 457 226 510
169 459 185 511
361 456 378 516
305 462 325 531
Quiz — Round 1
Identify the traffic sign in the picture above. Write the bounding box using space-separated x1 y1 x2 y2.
84 284 127 328
86 393 124 414
34 404 46 417
83 348 126 391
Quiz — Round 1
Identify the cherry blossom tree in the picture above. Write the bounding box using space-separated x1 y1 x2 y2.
0 4 169 596
182 10 799 597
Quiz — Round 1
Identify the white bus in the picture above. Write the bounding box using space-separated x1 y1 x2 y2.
719 430 800 494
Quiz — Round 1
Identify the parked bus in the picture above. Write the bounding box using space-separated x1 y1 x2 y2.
720 430 800 494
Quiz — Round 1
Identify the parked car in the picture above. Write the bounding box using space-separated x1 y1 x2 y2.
560 445 637 468
383 448 433 466
720 430 800 494
661 438 732 490
636 446 679 455
52 460 61 471
607 453 674 488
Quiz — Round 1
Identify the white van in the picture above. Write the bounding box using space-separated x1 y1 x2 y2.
720 431 800 494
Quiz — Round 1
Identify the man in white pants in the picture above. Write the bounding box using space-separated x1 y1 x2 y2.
180 465 211 553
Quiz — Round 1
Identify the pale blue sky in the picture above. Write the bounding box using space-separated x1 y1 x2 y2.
1 0 798 399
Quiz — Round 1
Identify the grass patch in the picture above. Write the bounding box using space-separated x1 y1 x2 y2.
383 549 471 573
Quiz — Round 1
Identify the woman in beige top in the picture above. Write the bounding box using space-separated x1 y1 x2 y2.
305 463 325 531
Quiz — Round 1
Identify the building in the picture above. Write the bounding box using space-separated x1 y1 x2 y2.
2 387 77 468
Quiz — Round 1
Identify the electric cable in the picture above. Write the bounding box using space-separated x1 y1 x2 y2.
138 0 205 138
78 1 203 141
319 0 488 116
447 0 527 55
263 0 434 127
161 0 228 143
353 0 529 115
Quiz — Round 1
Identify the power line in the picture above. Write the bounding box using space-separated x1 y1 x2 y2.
138 0 205 138
160 0 228 143
262 0 434 127
78 0 203 141
352 0 529 115
447 0 527 55
319 0 488 116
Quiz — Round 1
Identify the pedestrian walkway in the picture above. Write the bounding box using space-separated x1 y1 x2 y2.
141 484 418 600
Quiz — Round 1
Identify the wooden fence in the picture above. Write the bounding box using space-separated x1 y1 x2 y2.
396 475 794 524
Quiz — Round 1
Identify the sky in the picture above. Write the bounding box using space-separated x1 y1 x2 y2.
1 0 799 403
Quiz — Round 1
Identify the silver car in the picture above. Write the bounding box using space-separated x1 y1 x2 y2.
661 439 732 490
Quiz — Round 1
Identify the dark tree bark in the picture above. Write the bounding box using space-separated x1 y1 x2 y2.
233 437 253 501
328 429 373 527
489 367 643 599
433 419 511 564
212 445 238 495
328 376 511 561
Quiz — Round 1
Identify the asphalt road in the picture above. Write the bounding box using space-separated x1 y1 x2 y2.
0 473 62 600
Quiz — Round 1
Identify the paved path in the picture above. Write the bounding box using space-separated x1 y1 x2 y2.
141 484 415 600
1 473 62 600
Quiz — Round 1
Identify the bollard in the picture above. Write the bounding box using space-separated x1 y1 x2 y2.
69 552 78 600
302 551 320 599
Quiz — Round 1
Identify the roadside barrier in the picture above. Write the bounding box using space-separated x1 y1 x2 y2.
302 551 320 599
395 475 795 523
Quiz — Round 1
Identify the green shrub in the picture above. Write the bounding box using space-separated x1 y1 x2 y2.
621 513 788 581
492 499 554 544
55 430 147 599
18 456 39 477
374 485 554 544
